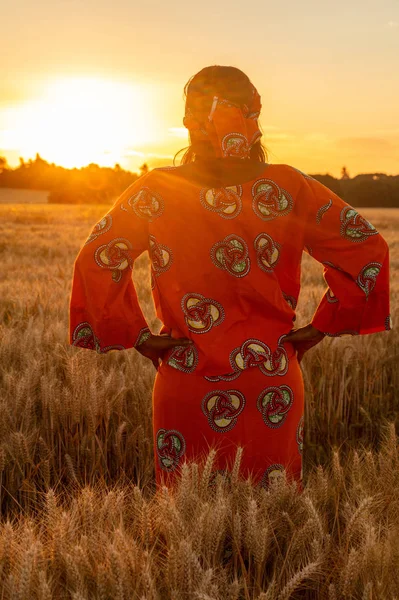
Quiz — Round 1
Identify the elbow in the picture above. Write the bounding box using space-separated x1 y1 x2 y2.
371 232 389 261
380 236 389 263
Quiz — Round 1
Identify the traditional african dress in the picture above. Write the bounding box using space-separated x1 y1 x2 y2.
69 163 391 490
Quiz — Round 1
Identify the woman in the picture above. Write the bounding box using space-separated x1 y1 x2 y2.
69 65 391 492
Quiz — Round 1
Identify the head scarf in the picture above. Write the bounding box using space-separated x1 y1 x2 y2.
183 84 262 160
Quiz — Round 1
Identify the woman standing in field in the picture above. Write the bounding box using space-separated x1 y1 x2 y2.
69 65 391 492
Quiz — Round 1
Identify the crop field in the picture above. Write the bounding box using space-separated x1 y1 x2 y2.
0 202 398 599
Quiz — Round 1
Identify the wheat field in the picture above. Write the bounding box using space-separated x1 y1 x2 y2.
0 203 398 599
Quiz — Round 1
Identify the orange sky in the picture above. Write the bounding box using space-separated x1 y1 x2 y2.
1 0 399 177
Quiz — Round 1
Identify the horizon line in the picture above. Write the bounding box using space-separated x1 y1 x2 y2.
1 151 399 179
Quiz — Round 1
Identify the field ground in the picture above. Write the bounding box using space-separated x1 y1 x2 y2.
0 188 49 204
0 203 398 599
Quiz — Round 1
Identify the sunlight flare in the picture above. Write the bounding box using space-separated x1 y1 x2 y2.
0 77 159 168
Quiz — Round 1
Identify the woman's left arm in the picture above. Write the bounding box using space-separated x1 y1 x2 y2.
69 173 153 353
299 173 392 336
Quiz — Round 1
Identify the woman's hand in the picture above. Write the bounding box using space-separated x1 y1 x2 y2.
283 324 326 364
136 334 194 369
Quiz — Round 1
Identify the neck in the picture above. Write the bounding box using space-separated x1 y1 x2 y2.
176 159 268 188
195 156 253 166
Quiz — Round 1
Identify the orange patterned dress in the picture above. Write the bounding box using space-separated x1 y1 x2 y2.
69 163 391 491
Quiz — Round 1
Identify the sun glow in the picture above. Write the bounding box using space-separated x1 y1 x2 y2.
0 77 160 169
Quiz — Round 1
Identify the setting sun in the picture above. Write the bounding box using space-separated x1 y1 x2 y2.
1 77 162 169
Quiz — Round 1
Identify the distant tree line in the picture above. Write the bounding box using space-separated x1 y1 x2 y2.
312 167 399 208
0 155 398 207
0 154 147 204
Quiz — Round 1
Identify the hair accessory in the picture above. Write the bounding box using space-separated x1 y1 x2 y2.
208 96 219 122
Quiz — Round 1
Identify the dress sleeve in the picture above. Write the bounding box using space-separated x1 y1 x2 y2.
69 173 153 353
299 172 392 337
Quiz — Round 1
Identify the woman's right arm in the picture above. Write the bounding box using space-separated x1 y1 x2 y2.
69 171 192 367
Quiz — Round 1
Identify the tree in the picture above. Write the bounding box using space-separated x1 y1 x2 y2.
139 163 149 177
0 157 8 174
341 166 350 180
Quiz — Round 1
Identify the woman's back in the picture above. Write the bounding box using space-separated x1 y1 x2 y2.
143 162 299 377
69 64 391 490
70 161 390 378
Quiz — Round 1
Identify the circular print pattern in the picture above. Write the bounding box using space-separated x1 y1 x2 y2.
356 262 382 297
85 215 112 245
254 233 281 272
126 187 164 221
72 322 124 353
201 389 246 433
252 179 293 221
261 464 286 488
200 186 243 219
72 322 100 352
181 293 225 334
340 206 378 243
149 235 173 276
166 344 199 374
221 133 250 158
257 385 294 429
210 234 250 277
156 428 186 472
94 237 133 283
230 337 289 377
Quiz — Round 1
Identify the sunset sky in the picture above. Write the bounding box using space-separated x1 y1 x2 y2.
1 0 398 177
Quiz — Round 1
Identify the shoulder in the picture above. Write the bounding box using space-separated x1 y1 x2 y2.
152 165 178 172
264 164 315 198
268 163 316 183
144 165 181 186
151 166 179 177
122 167 177 194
